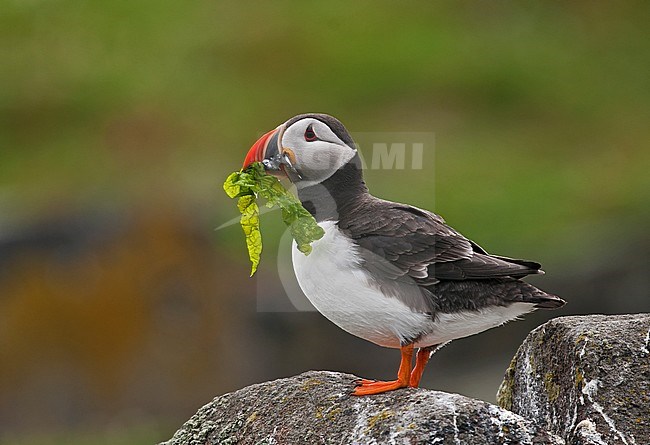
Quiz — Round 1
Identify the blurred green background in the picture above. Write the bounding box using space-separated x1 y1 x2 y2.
1 1 649 443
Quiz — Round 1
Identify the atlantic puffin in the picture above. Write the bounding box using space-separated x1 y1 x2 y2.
242 113 565 396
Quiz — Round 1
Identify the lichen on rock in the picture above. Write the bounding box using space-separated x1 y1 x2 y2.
497 313 650 445
161 371 564 445
160 314 649 445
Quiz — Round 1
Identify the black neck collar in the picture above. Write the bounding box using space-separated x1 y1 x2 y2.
296 155 369 223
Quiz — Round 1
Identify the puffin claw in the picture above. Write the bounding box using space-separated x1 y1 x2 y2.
354 378 377 386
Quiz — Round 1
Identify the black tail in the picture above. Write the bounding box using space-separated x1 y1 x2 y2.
533 293 566 309
514 280 566 309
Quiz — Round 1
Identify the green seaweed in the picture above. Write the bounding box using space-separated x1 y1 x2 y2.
224 162 325 275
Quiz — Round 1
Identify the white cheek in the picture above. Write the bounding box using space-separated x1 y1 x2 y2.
292 144 355 188
282 120 356 186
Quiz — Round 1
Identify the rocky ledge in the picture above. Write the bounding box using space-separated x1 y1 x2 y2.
162 314 649 445
498 313 650 445
161 370 563 445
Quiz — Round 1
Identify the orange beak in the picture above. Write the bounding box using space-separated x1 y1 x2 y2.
243 128 280 169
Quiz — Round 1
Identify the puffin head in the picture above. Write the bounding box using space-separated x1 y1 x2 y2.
243 113 359 189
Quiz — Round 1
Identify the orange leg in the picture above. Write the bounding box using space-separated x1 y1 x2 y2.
353 344 414 396
409 345 436 387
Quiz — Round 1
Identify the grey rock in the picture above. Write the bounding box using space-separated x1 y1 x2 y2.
497 314 650 445
162 370 563 445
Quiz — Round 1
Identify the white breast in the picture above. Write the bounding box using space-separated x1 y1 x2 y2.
291 221 536 349
292 221 431 348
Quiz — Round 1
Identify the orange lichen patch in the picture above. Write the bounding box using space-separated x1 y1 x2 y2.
0 210 228 406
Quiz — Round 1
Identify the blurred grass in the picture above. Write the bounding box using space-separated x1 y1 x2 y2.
1 1 649 443
2 1 648 245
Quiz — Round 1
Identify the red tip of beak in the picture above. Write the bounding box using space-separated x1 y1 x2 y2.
243 129 277 169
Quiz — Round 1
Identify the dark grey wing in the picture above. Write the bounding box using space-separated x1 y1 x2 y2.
338 198 565 317
338 200 542 288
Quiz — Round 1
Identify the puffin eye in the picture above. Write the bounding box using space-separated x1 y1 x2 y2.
304 124 317 142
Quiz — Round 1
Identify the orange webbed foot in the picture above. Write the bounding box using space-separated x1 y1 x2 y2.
353 379 408 396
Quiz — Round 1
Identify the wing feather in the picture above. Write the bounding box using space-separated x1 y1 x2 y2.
339 200 542 287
